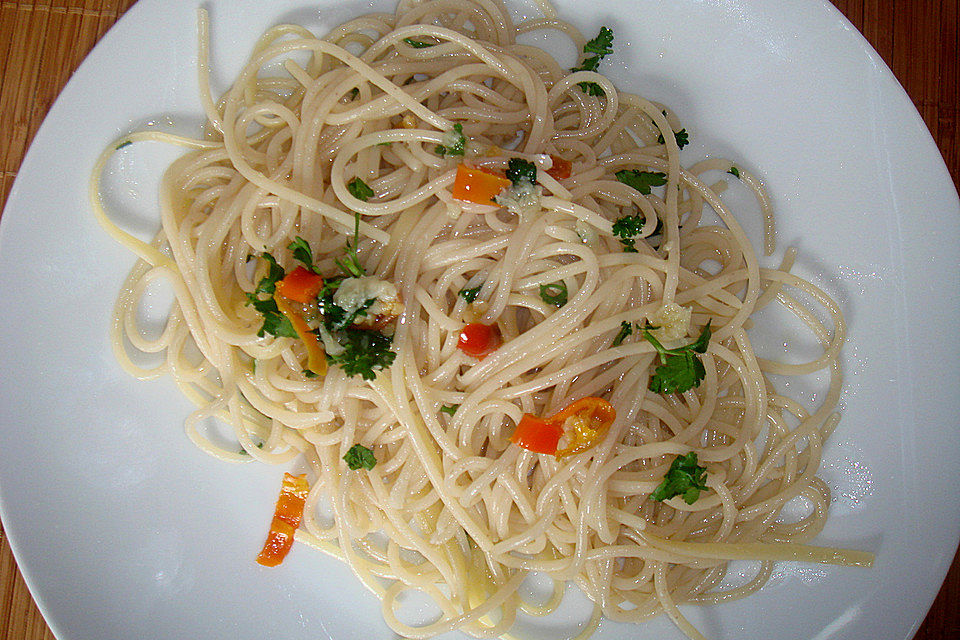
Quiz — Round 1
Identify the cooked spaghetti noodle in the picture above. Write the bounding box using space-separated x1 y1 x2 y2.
91 1 872 638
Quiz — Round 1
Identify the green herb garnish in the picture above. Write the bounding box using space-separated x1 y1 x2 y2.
302 369 318 378
657 128 689 149
615 169 667 195
611 214 645 252
403 37 435 48
344 443 377 470
245 293 297 338
435 123 465 156
570 26 613 96
641 321 711 394
440 404 459 416
327 328 397 380
347 177 375 202
651 452 709 504
458 285 482 303
115 140 132 150
254 252 286 295
335 211 366 278
612 320 633 346
539 281 568 307
288 236 318 272
728 166 740 178
505 157 537 187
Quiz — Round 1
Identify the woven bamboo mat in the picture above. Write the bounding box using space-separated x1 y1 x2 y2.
1 1 958 639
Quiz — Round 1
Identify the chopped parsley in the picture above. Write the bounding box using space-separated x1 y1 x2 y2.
611 213 645 252
319 290 376 331
435 123 466 156
641 321 711 394
458 285 482 303
245 292 297 338
115 139 132 150
302 369 318 378
347 177 375 202
335 211 366 278
315 277 396 380
244 253 297 338
651 452 709 504
612 320 633 346
403 37 435 48
349 87 360 99
615 169 667 195
505 157 537 187
440 404 459 416
327 328 397 381
728 166 741 178
344 443 377 470
539 281 568 307
254 252 286 295
571 26 614 95
288 236 318 272
657 128 689 149
238 442 264 455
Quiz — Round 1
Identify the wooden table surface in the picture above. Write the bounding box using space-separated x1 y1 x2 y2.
1 0 958 638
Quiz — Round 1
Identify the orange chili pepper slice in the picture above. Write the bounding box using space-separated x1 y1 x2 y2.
510 396 616 458
451 164 511 205
275 266 323 303
274 295 327 376
256 473 310 567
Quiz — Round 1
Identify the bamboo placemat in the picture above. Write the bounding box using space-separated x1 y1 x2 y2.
1 1 958 639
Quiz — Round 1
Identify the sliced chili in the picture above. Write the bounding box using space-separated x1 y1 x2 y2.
256 473 310 567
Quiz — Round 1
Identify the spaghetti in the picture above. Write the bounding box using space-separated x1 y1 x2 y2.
91 1 872 638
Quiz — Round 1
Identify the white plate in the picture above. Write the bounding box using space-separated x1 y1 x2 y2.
1 1 958 639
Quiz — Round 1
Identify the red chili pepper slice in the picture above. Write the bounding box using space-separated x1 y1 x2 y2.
545 155 572 180
457 322 502 359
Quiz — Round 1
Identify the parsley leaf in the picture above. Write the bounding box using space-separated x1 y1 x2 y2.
321 295 375 331
288 236 318 272
347 177 375 201
611 214 644 252
615 169 667 195
403 37 435 48
435 123 465 156
651 452 709 504
458 285 482 303
245 293 297 338
302 369 318 378
327 328 397 380
115 140 132 150
583 26 614 56
539 281 568 307
344 443 377 470
641 321 712 394
255 252 286 295
505 157 537 187
612 320 633 346
316 277 397 379
728 166 740 178
335 211 366 278
577 81 605 96
440 404 459 416
657 128 689 149
571 27 614 96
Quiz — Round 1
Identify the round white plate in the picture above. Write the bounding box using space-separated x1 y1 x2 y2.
1 1 958 639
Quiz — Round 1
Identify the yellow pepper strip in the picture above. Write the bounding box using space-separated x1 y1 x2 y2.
274 295 327 376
